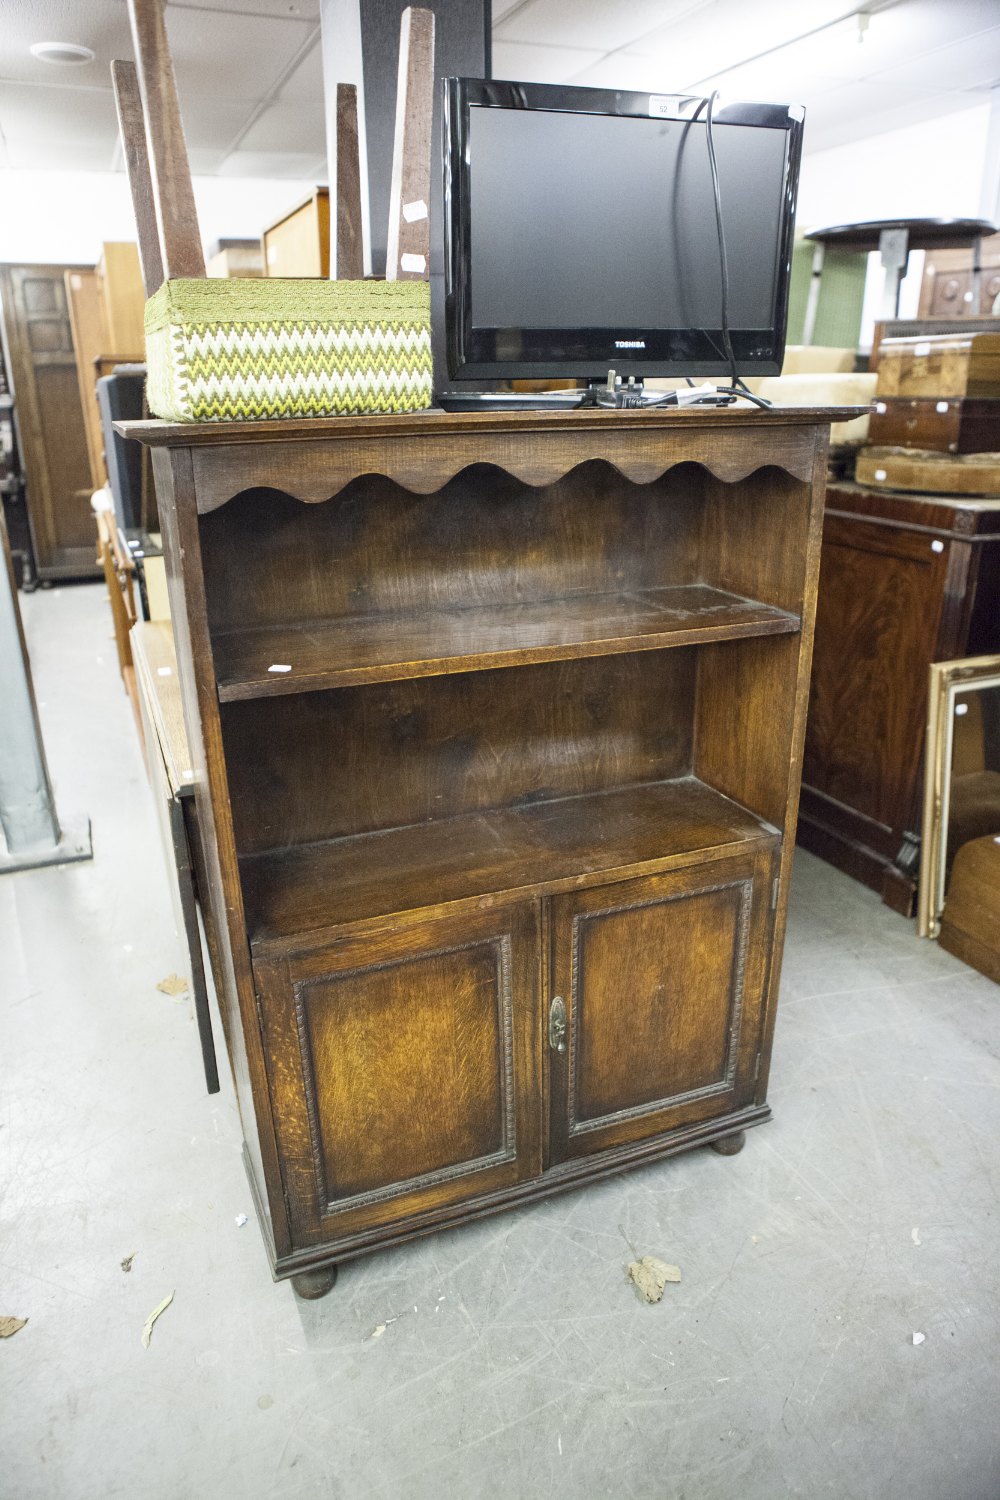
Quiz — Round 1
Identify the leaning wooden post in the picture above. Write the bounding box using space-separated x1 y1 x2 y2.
385 7 435 282
111 59 165 296
335 83 365 281
125 0 206 280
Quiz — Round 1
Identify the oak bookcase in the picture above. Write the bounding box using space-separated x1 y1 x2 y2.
124 404 850 1298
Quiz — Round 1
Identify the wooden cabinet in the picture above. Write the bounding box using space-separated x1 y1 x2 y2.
96 242 146 356
65 245 147 492
0 263 98 579
261 189 330 279
125 405 848 1296
799 481 1000 913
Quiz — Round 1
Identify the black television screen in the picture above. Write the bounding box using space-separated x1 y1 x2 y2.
444 79 804 382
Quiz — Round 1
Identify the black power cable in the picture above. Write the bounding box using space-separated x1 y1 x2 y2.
693 91 773 410
594 91 775 412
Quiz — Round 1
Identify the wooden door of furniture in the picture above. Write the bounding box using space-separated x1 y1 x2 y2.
547 851 777 1166
252 903 542 1255
0 263 99 579
799 481 1000 912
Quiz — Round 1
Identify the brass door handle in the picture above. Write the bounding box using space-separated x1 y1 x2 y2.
549 995 567 1053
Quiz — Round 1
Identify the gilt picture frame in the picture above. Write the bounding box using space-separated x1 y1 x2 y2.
917 654 1000 939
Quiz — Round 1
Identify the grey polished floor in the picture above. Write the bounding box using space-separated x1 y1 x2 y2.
2 583 999 1500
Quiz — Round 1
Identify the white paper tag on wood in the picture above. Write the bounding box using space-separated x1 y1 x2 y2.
400 252 426 274
402 199 428 223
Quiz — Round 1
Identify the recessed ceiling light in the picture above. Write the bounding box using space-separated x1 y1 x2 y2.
30 41 96 66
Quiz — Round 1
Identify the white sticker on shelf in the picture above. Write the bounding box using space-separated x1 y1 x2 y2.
914 342 930 357
268 663 292 673
157 666 172 677
874 468 887 481
402 199 428 223
875 401 887 414
936 401 949 413
931 539 945 553
955 702 969 715
400 252 426 274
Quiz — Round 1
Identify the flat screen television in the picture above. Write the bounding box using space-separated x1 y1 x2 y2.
443 79 804 384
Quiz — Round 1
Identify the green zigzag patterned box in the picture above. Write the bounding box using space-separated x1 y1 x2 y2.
145 278 433 422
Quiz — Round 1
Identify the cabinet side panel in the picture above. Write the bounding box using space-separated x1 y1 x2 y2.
695 634 799 831
699 468 811 614
153 448 290 1257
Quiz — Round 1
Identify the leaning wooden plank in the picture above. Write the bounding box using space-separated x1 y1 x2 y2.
335 84 365 281
385 7 435 282
111 59 165 297
125 0 205 280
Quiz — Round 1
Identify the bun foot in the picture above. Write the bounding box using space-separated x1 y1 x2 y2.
710 1130 746 1156
291 1265 338 1301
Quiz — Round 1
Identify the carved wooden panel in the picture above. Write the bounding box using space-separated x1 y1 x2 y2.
253 903 541 1242
548 851 774 1164
183 414 823 512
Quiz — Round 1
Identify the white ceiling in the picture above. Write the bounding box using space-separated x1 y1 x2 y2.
492 0 1000 155
0 0 997 178
0 0 328 177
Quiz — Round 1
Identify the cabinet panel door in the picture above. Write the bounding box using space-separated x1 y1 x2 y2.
803 515 951 854
548 851 775 1164
253 903 541 1246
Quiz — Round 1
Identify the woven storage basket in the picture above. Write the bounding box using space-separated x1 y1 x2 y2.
145 277 433 422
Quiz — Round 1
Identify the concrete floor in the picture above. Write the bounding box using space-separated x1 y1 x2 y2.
2 582 1000 1500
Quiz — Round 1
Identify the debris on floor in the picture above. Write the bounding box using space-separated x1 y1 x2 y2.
141 1292 175 1348
627 1256 682 1303
0 1316 28 1338
235 1214 248 1227
912 1331 926 1346
156 974 188 996
912 1228 922 1246
367 1316 398 1341
120 1253 136 1273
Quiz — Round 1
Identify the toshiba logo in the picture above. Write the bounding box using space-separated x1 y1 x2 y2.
614 339 646 349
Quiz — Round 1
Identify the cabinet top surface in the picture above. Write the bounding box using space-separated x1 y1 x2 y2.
118 404 867 449
827 479 1000 516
